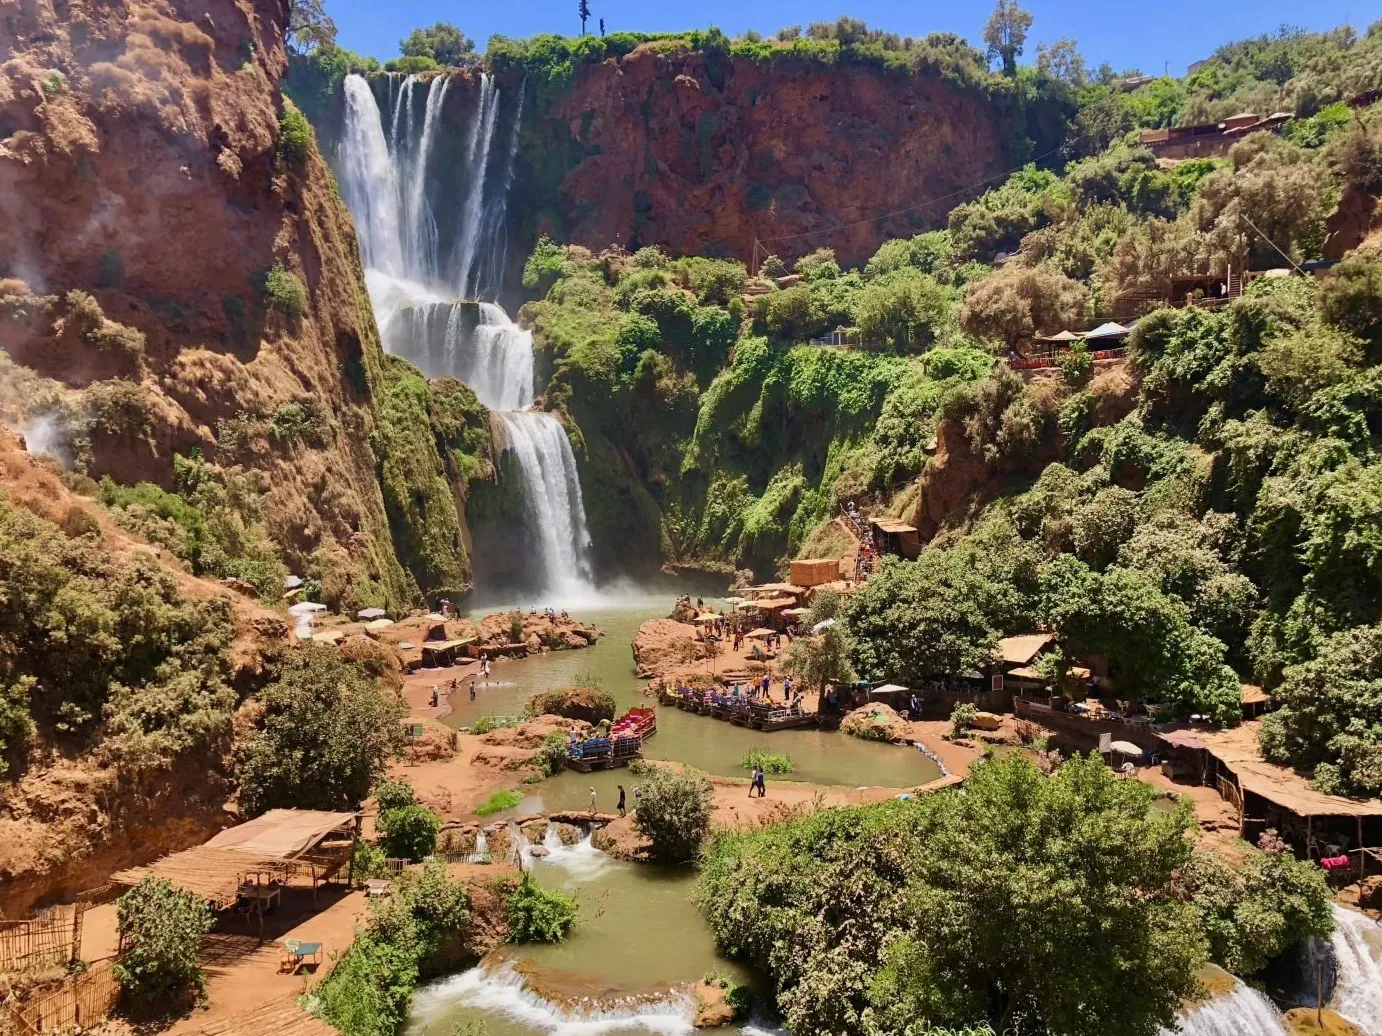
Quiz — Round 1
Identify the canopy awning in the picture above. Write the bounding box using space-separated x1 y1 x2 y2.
357 607 387 620
869 517 918 535
744 628 776 639
288 602 327 616
366 618 394 630
1036 329 1082 343
1083 321 1130 340
204 809 359 860
996 633 1054 666
870 683 910 698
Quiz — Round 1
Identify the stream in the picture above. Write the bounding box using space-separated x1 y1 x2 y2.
444 595 941 803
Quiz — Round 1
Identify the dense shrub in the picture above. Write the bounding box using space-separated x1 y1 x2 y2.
378 804 440 861
532 731 570 777
505 872 579 942
373 776 417 814
315 860 469 1036
697 753 1203 1036
632 765 714 862
262 262 307 318
1178 841 1333 974
741 748 794 774
235 645 407 816
114 877 215 1013
278 99 313 166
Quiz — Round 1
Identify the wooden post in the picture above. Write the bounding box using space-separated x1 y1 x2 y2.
347 815 361 890
1359 818 1365 882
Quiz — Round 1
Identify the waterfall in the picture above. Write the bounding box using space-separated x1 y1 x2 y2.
507 820 533 871
453 73 501 301
336 72 596 599
402 74 449 281
410 961 698 1036
467 829 490 864
1328 905 1382 1034
338 76 404 277
1166 981 1286 1036
498 411 595 596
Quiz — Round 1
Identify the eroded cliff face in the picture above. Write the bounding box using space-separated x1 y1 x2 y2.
511 50 1009 268
0 0 475 609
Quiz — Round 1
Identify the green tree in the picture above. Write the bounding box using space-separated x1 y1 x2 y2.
1257 625 1382 796
846 556 1000 684
379 804 440 861
578 0 592 35
855 269 952 352
399 22 475 66
287 0 338 53
506 872 579 941
633 765 714 863
982 0 1033 76
698 753 1204 1036
235 645 407 816
1178 842 1333 975
114 877 215 1013
373 776 417 814
1041 556 1242 723
1036 37 1086 86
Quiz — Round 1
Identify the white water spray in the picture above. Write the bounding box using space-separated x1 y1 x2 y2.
1326 904 1382 1034
499 411 595 596
536 825 611 881
410 961 697 1036
1165 980 1286 1036
335 72 596 599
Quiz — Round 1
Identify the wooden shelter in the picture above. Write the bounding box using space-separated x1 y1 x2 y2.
1157 722 1382 869
112 810 360 939
790 558 841 587
868 517 920 559
421 637 474 666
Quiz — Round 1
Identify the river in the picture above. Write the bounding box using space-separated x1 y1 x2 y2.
445 595 941 807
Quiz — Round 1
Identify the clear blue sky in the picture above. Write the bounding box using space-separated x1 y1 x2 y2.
329 0 1365 78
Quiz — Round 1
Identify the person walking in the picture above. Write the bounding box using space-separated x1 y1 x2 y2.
469 680 476 701
617 784 627 817
589 787 597 815
754 767 767 798
748 766 761 797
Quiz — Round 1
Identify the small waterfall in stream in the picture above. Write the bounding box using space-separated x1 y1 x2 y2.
1165 980 1286 1036
1322 904 1382 1034
336 72 594 598
411 961 698 1036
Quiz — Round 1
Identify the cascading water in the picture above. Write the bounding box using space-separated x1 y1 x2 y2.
335 72 595 599
1164 980 1286 1036
410 961 698 1036
1326 904 1382 1034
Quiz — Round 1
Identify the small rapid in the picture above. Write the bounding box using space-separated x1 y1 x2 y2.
1327 904 1382 1034
1167 980 1286 1036
409 962 697 1036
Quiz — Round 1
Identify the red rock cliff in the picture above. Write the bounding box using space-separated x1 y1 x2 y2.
0 0 421 608
516 49 1008 266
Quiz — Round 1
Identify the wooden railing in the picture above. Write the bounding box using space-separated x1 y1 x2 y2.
0 904 85 972
4 957 120 1034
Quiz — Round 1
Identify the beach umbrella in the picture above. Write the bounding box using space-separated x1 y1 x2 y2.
811 618 837 634
288 601 327 616
283 575 303 590
1108 740 1142 757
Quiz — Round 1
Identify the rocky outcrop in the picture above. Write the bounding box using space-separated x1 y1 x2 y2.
524 687 616 725
631 619 716 679
0 0 483 612
512 50 1008 268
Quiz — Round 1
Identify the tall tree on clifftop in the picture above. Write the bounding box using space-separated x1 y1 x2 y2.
286 0 337 54
399 22 476 66
983 0 1033 76
578 0 592 35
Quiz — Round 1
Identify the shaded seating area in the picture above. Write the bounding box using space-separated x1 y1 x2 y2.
112 809 361 940
1155 721 1382 873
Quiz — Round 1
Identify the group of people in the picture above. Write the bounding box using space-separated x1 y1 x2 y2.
590 783 640 817
725 674 803 709
845 500 879 581
746 765 768 797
